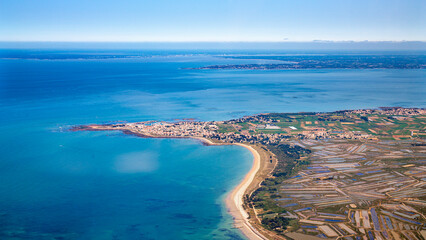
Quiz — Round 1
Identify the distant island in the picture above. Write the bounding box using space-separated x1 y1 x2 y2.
190 55 426 70
73 107 426 240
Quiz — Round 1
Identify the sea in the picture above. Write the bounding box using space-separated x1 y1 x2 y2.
0 49 425 240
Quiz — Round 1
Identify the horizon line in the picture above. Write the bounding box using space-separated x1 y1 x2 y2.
1 40 426 43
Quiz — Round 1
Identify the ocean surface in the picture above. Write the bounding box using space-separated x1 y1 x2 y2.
0 49 425 239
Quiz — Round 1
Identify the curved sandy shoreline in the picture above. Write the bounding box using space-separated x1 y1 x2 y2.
225 143 266 240
192 137 266 239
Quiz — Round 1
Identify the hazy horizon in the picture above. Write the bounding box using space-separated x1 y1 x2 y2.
1 41 426 51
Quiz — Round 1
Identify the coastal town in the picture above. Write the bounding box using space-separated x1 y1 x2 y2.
74 107 426 240
79 107 425 144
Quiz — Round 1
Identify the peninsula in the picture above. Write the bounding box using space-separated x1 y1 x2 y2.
73 107 426 240
190 54 426 70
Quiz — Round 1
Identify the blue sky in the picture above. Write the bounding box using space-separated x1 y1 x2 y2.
1 0 425 42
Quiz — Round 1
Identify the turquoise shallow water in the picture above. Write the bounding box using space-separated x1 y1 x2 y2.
0 50 425 239
0 125 252 239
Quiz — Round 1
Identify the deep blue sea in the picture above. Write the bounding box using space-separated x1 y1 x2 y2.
0 49 425 239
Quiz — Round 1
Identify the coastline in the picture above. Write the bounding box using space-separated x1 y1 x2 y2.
194 136 267 239
225 143 266 240
192 137 266 239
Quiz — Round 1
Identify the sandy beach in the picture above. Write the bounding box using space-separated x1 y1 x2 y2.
193 137 267 239
225 143 266 240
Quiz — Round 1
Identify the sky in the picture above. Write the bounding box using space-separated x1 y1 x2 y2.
0 0 425 42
